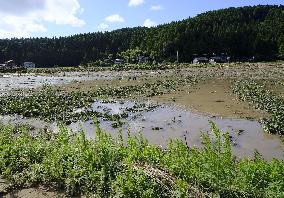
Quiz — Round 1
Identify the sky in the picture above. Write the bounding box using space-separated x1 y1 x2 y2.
0 0 283 39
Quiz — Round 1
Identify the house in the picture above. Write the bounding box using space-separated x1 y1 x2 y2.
23 62 36 69
114 59 123 64
5 60 17 69
138 56 149 64
193 57 209 64
0 64 6 69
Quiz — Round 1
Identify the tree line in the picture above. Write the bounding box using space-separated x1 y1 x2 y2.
0 5 283 67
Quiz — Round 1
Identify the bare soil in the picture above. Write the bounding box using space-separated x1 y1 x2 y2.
0 178 85 198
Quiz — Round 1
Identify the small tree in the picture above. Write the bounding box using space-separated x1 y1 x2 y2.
118 48 144 63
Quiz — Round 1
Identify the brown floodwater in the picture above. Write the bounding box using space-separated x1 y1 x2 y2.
65 99 283 160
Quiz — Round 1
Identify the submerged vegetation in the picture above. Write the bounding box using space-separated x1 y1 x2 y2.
0 76 199 124
0 122 284 197
233 80 284 135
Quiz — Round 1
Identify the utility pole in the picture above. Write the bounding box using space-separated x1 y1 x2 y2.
176 50 179 63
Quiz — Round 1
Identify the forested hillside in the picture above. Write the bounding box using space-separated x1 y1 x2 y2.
0 5 283 67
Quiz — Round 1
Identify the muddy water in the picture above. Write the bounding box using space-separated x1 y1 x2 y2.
0 115 51 129
67 100 283 160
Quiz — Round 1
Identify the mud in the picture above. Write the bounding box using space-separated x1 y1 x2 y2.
152 78 268 120
57 76 158 93
0 177 83 198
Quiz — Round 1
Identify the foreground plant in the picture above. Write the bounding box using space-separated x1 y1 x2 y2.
0 121 283 197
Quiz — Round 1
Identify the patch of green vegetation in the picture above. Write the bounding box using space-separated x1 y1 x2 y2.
233 80 284 134
32 61 218 74
28 66 108 74
0 121 283 197
111 63 191 71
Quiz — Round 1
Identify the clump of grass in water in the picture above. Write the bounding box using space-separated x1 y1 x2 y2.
233 80 284 135
0 120 283 197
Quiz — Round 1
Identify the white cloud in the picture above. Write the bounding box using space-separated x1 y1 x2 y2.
128 0 144 7
0 15 47 38
143 19 157 28
98 23 109 30
79 8 85 15
40 0 85 27
150 5 163 11
0 0 85 38
105 14 125 23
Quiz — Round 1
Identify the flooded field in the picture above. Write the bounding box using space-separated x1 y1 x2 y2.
0 63 283 160
0 63 284 198
0 70 171 95
152 79 267 120
67 99 283 160
1 97 283 160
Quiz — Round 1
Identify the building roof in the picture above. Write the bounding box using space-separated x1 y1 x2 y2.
5 60 15 63
194 57 208 61
210 56 222 59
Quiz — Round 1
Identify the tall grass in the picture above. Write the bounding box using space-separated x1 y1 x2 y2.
0 121 283 197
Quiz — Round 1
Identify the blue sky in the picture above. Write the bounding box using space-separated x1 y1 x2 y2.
0 0 283 38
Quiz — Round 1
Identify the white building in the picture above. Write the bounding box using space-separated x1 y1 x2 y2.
193 57 209 64
23 62 36 69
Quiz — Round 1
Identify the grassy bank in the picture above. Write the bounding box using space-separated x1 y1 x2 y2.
0 121 283 197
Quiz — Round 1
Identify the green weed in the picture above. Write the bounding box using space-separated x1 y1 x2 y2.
0 121 283 197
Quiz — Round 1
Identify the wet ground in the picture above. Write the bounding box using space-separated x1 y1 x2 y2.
152 79 268 120
0 177 84 198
